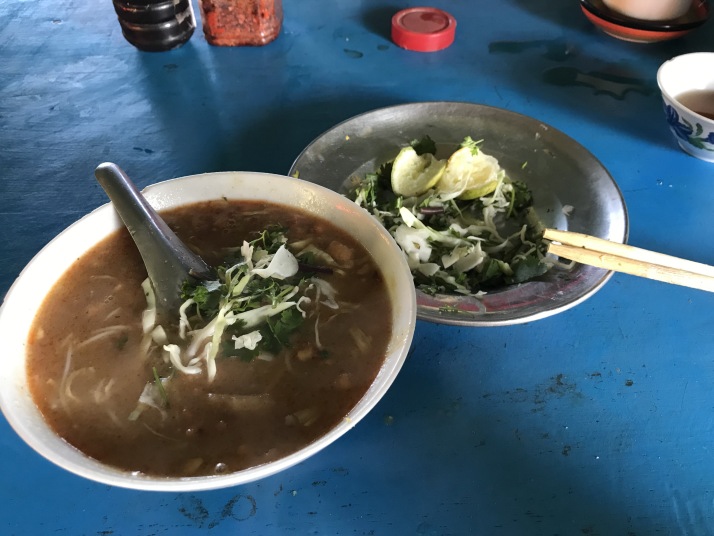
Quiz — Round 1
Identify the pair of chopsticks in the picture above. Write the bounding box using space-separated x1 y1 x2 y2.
544 228 714 293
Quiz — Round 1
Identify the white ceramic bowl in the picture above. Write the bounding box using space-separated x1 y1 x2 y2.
602 0 690 20
657 52 714 162
0 171 417 491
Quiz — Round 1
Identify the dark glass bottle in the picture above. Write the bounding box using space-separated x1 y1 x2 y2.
112 0 196 52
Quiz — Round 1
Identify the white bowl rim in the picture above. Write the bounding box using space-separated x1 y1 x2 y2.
657 52 714 125
0 171 417 491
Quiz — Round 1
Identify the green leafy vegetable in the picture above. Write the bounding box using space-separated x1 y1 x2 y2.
162 228 339 380
459 136 483 155
410 135 437 156
152 366 169 407
349 135 551 296
263 308 304 353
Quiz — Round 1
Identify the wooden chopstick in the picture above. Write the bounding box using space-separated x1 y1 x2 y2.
543 228 714 293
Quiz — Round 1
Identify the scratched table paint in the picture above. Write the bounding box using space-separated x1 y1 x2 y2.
2 1 714 534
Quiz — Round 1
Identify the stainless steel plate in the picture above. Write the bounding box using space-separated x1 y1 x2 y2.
289 102 628 326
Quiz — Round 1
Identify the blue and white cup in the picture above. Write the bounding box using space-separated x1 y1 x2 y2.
657 52 714 163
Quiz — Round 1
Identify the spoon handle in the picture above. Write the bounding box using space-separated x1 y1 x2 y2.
94 162 214 314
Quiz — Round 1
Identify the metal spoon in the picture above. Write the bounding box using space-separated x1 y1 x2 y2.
94 162 214 323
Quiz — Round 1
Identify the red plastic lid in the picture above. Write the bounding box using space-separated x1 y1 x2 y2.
391 7 456 52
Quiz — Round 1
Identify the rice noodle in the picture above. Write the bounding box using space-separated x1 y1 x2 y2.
89 275 119 282
296 296 312 318
74 325 130 352
349 327 372 355
92 378 115 404
313 313 324 351
59 343 74 392
164 344 202 375
142 423 180 442
105 408 123 428
178 298 195 339
61 367 96 408
205 342 217 382
103 307 122 322
287 407 320 427
141 278 156 334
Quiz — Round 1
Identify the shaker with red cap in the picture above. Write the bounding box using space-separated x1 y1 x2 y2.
391 7 457 52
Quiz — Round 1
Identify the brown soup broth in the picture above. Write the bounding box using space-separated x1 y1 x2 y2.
675 89 714 121
27 200 392 477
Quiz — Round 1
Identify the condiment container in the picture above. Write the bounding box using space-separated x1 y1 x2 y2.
391 7 456 52
198 0 283 46
112 0 196 52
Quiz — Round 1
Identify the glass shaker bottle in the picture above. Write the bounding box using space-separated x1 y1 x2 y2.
198 0 283 46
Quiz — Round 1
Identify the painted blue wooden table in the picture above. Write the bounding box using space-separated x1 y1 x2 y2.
2 1 714 534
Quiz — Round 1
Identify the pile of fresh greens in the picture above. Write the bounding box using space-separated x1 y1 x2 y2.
132 226 338 416
349 135 550 296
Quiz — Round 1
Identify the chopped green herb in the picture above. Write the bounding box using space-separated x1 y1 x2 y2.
262 308 303 352
459 135 483 154
152 366 169 407
410 135 437 156
175 227 335 380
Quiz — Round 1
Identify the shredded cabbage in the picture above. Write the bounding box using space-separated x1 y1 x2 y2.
349 135 552 296
137 228 341 389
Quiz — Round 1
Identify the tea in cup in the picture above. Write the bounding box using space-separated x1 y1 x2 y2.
657 53 714 162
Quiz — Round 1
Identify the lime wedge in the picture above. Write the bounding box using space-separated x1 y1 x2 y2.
390 147 446 197
437 146 501 200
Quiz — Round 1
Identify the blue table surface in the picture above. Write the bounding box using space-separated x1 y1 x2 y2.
2 1 714 534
